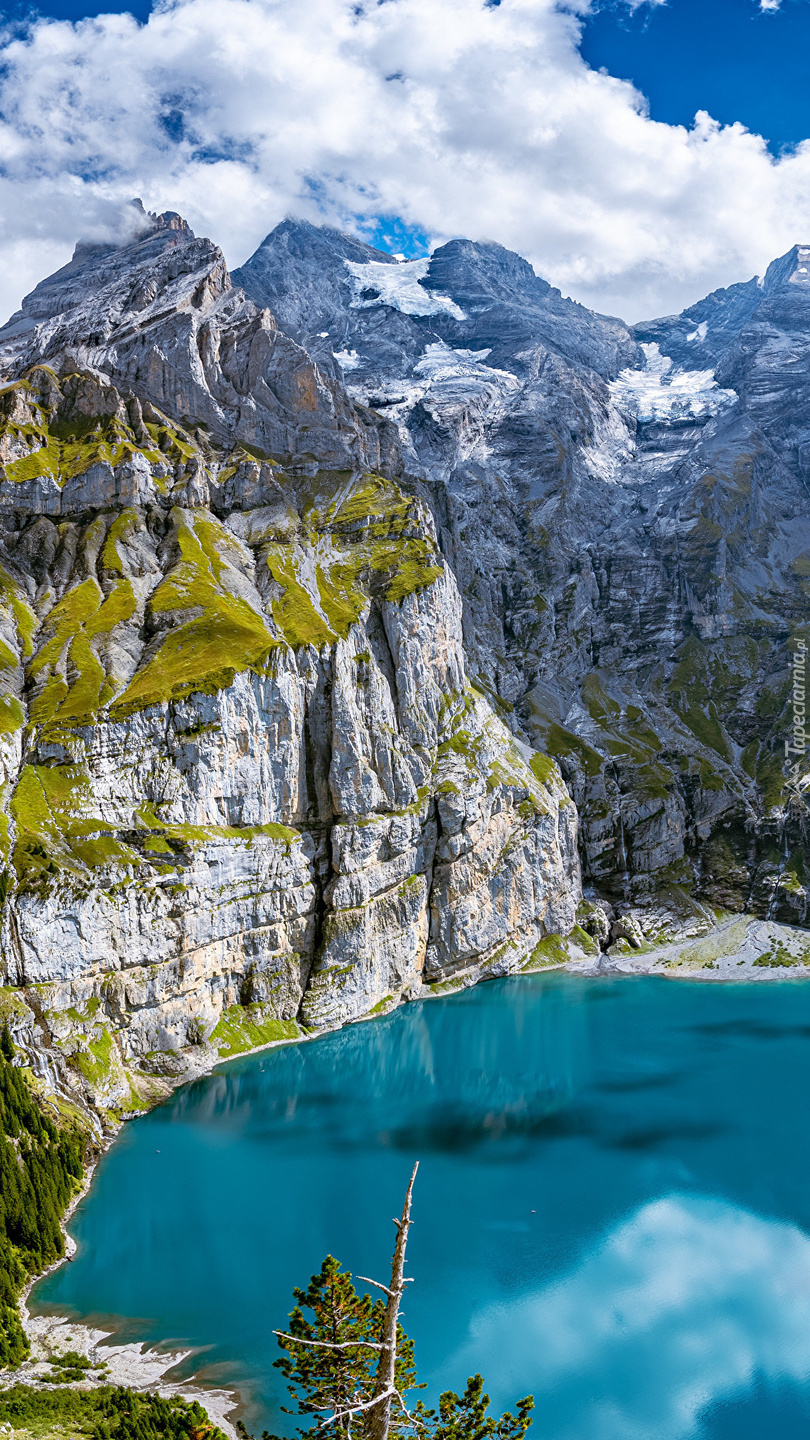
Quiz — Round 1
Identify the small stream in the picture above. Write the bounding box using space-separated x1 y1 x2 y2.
33 971 810 1439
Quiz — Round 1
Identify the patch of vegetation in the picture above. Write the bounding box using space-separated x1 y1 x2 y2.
529 752 557 786
0 694 25 734
71 1028 117 1088
0 567 37 661
0 1023 86 1366
263 472 444 650
753 938 802 968
0 372 173 492
210 1004 301 1058
40 1348 96 1385
111 511 278 717
10 764 141 897
521 934 570 970
542 723 603 778
367 995 394 1016
0 1385 225 1440
27 576 137 736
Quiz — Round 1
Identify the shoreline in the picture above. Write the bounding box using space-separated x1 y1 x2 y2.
4 909 809 1430
566 914 810 982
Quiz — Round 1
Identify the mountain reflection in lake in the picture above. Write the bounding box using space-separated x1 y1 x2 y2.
34 973 810 1439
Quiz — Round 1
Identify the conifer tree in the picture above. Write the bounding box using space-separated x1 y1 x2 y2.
274 1256 419 1438
429 1376 533 1440
1 1021 14 1062
271 1167 534 1440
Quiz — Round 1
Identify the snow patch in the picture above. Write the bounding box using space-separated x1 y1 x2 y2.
334 348 361 371
686 321 708 343
344 258 466 320
610 343 736 424
414 342 495 380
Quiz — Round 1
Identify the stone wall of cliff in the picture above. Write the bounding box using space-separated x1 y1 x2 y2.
0 213 583 1127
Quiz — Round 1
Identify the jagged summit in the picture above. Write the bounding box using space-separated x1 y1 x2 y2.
233 217 400 347
763 241 810 289
634 241 810 370
235 216 638 382
0 208 395 472
1 204 197 341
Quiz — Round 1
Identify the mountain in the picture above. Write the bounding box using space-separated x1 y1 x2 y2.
236 220 810 935
0 207 581 1125
3 205 810 1126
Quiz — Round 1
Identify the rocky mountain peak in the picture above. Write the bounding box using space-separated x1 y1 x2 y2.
763 242 810 291
421 237 551 313
0 208 400 474
232 217 398 342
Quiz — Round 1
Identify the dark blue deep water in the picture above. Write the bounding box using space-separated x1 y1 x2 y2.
33 973 810 1439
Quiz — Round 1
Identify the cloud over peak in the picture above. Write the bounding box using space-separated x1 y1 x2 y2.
0 0 809 324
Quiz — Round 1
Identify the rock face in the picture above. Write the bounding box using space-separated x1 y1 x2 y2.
236 220 810 934
0 207 579 1123
7 206 810 1123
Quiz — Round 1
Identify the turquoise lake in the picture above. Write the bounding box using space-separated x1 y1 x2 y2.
33 972 810 1440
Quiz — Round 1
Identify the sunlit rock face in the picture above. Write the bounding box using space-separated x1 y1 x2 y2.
238 220 810 934
0 207 580 1122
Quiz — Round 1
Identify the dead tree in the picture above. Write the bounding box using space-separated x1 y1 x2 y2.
274 1161 420 1439
364 1161 418 1440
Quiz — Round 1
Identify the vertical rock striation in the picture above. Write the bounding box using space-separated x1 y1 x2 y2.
0 207 580 1123
237 220 810 935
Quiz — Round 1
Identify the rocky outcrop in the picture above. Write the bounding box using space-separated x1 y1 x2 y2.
0 209 580 1125
237 219 810 931
10 204 810 1127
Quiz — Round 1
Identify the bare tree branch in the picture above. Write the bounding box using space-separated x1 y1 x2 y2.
357 1276 414 1296
356 1276 393 1298
273 1330 383 1352
316 1387 398 1424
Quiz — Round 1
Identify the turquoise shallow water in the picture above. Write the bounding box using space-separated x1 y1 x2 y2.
33 972 810 1439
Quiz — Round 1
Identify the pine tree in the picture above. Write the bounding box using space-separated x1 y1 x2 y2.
274 1256 419 1438
0 1022 14 1062
429 1376 533 1440
271 1167 535 1440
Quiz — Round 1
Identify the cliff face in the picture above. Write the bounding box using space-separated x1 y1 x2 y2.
0 209 581 1125
10 206 810 1126
236 222 810 936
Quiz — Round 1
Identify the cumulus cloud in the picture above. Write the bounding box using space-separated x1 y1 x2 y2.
444 1195 810 1440
0 0 809 324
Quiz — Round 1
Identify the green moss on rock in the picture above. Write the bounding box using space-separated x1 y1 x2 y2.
211 1003 300 1057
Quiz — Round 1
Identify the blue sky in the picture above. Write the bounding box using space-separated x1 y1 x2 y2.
7 0 808 151
1 0 810 325
581 0 810 153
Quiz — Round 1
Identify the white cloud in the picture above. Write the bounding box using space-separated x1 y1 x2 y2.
0 0 808 326
443 1195 810 1440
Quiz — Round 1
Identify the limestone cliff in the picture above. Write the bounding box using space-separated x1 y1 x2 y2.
0 208 581 1126
236 221 810 936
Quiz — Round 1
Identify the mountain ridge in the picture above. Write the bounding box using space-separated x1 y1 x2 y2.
0 207 583 1130
1 208 810 1128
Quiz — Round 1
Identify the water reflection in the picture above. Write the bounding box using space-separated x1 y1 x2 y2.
34 974 810 1437
452 1195 810 1440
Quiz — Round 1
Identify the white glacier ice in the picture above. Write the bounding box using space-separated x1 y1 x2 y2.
344 257 466 320
610 343 737 424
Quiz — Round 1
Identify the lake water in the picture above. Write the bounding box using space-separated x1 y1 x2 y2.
34 972 810 1440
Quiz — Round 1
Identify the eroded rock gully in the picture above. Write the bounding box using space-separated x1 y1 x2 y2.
5 205 810 1128
0 208 581 1127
